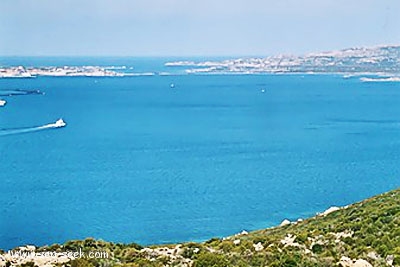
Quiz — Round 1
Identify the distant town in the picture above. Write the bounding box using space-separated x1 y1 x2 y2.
166 45 400 76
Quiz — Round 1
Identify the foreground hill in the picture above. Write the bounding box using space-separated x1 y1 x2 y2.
2 188 400 267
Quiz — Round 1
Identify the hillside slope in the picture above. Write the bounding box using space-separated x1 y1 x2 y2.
2 188 400 267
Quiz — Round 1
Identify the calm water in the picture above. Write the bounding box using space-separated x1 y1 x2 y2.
1 58 400 249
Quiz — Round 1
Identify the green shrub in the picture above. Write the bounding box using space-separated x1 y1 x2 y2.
219 241 234 253
295 232 308 244
20 262 36 267
342 237 355 245
193 252 229 267
249 254 267 266
70 258 95 267
393 256 400 266
182 247 197 259
120 247 140 262
205 238 221 245
311 244 323 254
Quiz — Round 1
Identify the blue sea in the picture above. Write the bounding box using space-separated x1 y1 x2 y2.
1 58 400 250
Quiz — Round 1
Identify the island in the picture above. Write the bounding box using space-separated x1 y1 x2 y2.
0 66 126 78
166 45 400 79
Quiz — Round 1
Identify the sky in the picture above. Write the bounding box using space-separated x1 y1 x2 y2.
0 0 400 56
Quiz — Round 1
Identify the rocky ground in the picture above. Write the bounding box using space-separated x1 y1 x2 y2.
2 187 400 267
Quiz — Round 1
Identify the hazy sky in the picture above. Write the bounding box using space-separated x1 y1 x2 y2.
1 0 399 56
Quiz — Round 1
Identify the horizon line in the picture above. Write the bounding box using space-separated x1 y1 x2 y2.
1 43 399 59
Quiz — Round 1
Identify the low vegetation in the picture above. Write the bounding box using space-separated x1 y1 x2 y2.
2 188 400 267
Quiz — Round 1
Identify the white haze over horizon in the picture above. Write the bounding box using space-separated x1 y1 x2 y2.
0 0 399 56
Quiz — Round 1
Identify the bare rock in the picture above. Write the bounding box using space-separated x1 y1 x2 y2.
253 242 264 252
280 219 291 227
353 259 372 267
386 255 394 266
338 256 353 267
318 206 341 216
367 251 379 261
338 257 372 267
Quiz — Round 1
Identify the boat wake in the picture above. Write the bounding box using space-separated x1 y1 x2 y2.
0 89 44 97
0 119 66 136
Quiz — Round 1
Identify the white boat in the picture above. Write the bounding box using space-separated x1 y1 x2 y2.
54 118 66 128
0 99 6 107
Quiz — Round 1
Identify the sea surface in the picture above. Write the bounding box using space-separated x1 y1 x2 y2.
1 58 400 249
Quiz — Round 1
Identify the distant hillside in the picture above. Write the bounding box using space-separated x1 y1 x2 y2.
2 187 400 267
166 45 400 74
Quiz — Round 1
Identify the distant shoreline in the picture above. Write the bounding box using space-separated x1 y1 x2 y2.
1 65 399 80
1 45 400 78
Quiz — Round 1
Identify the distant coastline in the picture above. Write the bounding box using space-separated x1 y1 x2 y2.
2 45 399 79
0 66 126 78
360 77 400 82
166 45 400 77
